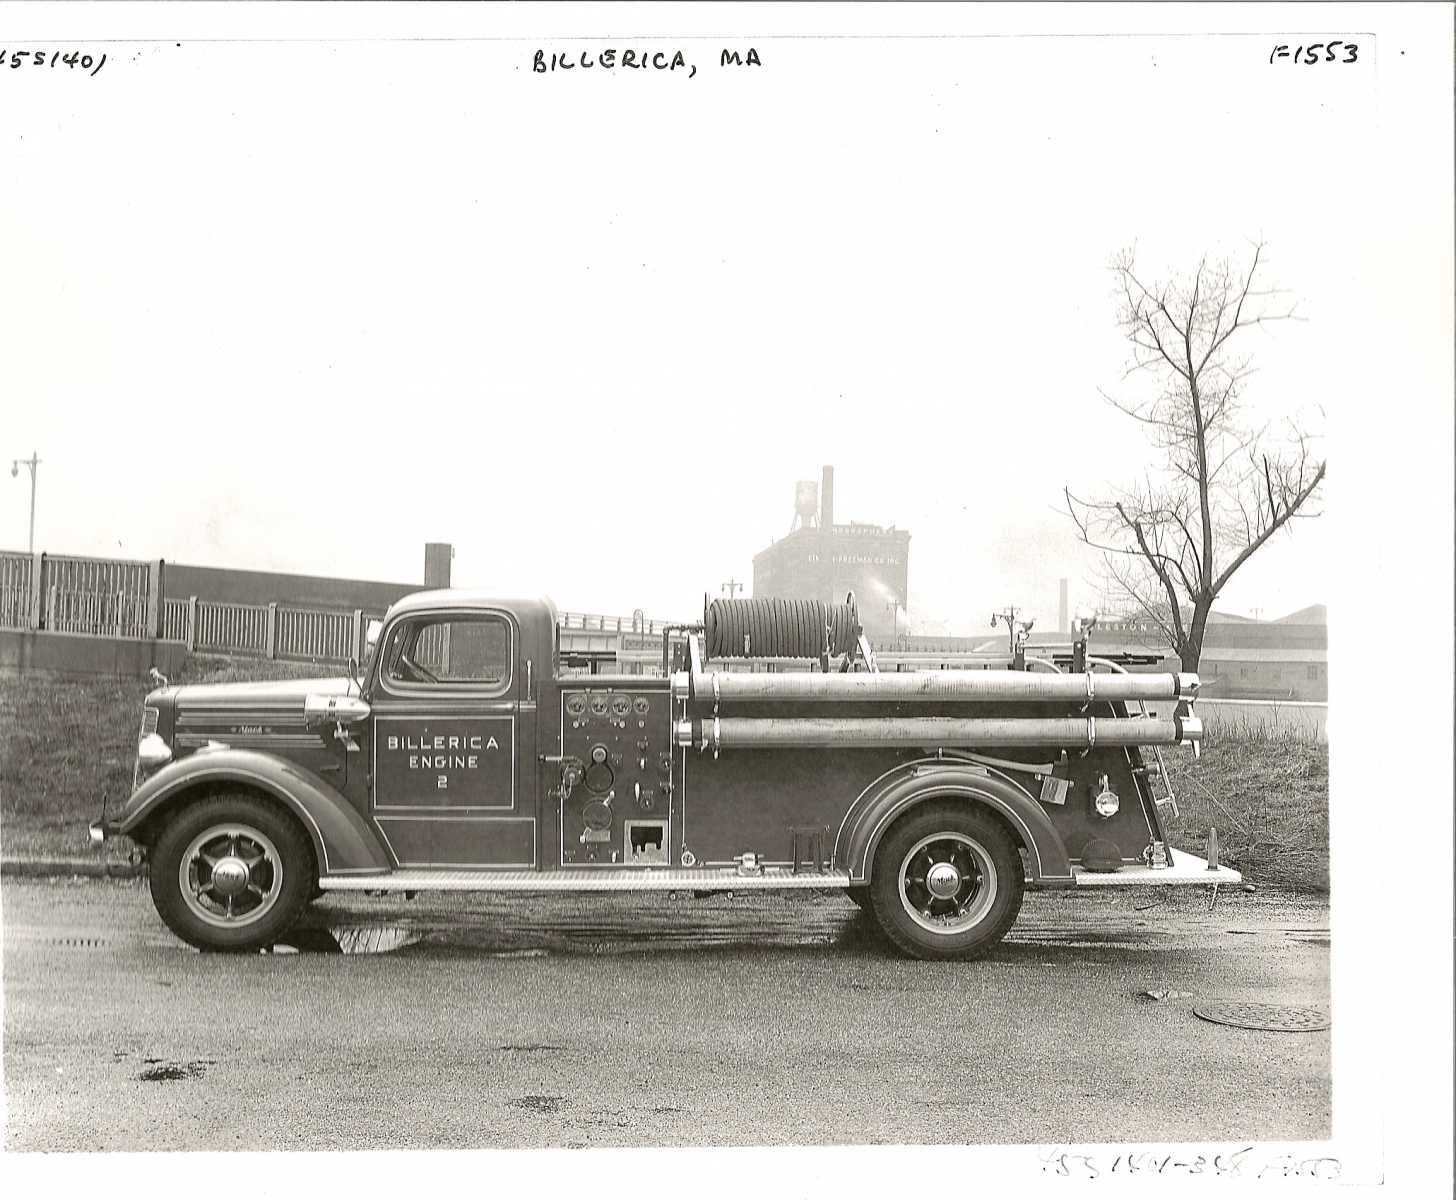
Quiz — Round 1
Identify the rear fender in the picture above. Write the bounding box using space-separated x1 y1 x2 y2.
835 761 1074 886
119 748 392 876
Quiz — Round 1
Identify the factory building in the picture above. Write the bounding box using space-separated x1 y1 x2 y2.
752 466 911 642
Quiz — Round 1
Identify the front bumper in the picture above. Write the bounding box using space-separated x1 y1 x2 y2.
89 820 119 845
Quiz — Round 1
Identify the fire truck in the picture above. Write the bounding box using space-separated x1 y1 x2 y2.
91 592 1238 958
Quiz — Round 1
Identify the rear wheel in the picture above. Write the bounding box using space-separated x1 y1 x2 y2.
149 793 315 952
870 802 1024 961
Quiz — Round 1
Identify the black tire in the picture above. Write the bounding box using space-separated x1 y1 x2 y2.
843 886 874 911
149 793 315 953
869 801 1024 961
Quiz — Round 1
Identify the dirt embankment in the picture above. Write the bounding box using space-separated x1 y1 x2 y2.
0 657 324 862
1162 731 1329 892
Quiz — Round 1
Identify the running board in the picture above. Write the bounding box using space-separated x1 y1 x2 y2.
1071 848 1241 886
319 867 854 893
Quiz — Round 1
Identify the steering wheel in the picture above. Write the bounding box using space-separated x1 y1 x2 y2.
398 654 438 684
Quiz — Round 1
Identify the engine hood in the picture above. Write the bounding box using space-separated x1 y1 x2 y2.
167 676 364 760
174 676 357 712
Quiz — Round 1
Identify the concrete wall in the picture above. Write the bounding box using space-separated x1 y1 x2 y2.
0 629 189 680
1197 698 1328 744
1147 696 1328 744
163 562 417 613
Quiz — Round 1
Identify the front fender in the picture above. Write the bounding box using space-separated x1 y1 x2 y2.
119 748 392 876
834 761 1074 886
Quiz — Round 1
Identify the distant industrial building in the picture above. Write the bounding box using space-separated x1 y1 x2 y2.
1193 605 1328 702
752 466 911 641
874 605 1327 702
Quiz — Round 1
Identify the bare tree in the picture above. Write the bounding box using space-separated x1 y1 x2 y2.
1066 241 1326 671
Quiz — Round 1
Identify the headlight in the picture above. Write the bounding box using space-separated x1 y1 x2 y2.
133 727 173 790
137 733 173 767
1093 775 1120 818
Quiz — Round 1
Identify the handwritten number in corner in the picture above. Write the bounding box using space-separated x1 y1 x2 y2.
4 48 108 74
1038 1146 1338 1179
1270 40 1358 65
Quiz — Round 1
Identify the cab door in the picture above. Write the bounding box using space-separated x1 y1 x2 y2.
368 608 537 867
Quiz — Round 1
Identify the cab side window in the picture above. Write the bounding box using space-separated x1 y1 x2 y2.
382 615 512 691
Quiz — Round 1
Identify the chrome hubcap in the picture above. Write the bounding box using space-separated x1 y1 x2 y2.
179 824 284 928
925 861 962 899
898 832 998 935
210 857 251 897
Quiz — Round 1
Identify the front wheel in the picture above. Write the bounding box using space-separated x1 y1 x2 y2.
149 793 315 952
870 802 1024 961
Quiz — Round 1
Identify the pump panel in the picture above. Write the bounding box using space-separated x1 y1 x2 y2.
559 686 673 866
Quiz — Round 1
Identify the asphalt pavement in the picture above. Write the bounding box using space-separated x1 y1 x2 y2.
3 876 1329 1151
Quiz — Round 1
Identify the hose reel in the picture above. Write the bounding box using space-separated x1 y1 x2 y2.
703 596 862 660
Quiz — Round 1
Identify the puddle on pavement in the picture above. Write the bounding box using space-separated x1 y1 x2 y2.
256 891 1298 959
511 1094 570 1115
1008 928 1157 948
262 896 877 957
266 925 424 955
138 1059 210 1082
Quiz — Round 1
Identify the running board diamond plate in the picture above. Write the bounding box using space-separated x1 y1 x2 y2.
1071 847 1241 886
319 867 854 893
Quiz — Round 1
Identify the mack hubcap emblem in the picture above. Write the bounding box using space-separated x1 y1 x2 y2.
211 857 250 897
926 861 962 899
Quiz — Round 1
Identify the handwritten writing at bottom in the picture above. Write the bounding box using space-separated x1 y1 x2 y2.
1039 1146 1341 1180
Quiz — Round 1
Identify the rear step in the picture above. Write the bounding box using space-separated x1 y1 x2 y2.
1072 847 1241 886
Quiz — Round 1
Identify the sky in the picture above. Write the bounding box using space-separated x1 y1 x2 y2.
0 5 1405 634
1 4 1452 1192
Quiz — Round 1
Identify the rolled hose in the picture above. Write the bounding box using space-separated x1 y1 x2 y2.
704 597 860 659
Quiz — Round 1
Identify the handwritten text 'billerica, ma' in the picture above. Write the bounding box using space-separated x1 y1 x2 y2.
533 47 763 78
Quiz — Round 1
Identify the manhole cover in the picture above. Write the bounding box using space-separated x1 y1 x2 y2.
1193 1000 1330 1032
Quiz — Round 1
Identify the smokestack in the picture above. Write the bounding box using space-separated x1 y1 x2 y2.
1059 579 1069 633
821 465 834 530
424 543 453 589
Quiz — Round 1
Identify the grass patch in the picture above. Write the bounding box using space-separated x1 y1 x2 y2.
0 656 340 861
1161 728 1329 893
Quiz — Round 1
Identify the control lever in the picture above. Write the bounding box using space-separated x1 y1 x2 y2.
540 754 585 802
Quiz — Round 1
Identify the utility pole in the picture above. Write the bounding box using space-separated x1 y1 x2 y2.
11 452 39 554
